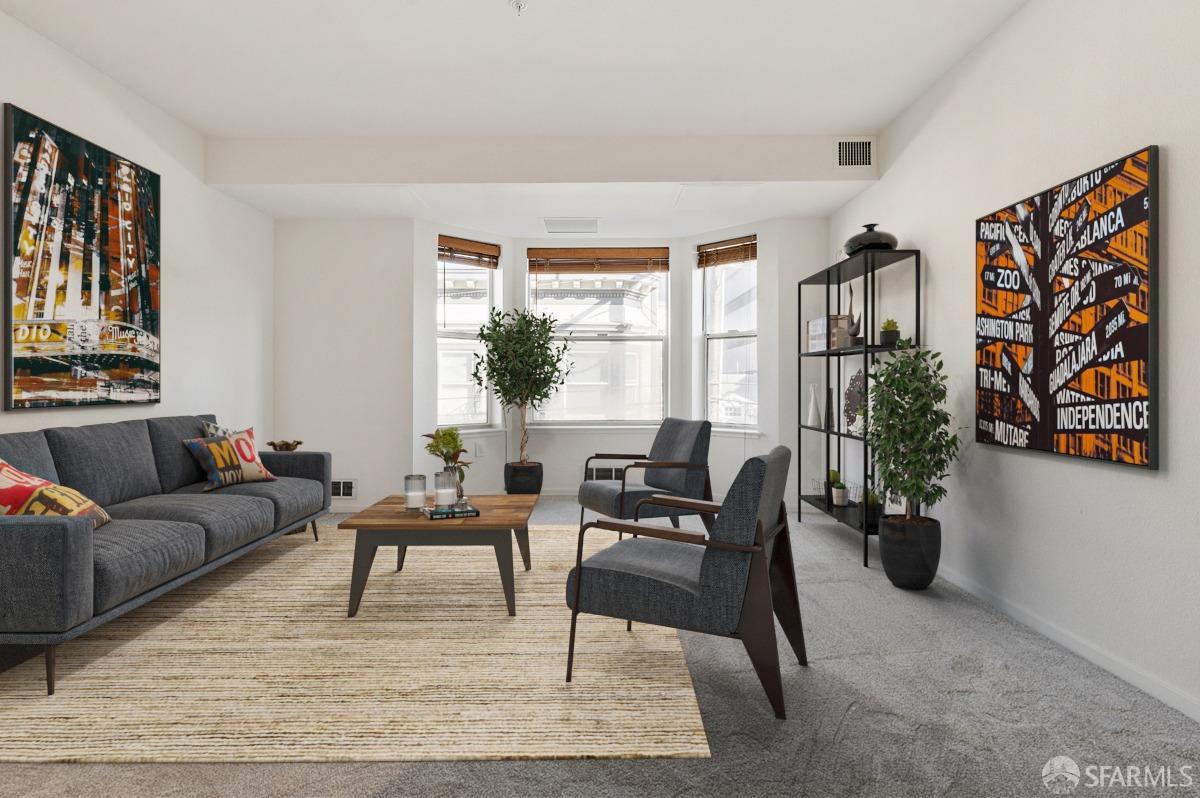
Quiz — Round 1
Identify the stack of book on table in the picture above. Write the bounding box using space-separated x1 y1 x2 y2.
421 503 480 520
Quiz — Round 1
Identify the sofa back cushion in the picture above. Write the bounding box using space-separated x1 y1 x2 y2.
0 430 59 483
147 414 217 493
44 420 162 507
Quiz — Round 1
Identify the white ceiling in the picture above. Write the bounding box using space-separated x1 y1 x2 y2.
0 0 1025 138
221 181 874 237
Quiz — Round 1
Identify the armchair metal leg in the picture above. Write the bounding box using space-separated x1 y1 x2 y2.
566 611 579 682
311 520 320 542
45 644 56 696
627 619 632 632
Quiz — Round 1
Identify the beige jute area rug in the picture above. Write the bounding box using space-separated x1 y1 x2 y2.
0 524 709 762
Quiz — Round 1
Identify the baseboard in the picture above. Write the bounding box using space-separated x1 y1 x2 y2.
937 564 1200 725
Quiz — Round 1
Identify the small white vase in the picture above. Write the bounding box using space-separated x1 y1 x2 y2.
806 384 822 427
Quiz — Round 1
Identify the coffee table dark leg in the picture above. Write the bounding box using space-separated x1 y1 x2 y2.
396 545 407 571
493 537 516 616
348 535 378 617
514 526 531 571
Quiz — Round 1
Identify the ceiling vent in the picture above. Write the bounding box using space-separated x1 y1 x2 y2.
544 217 599 234
835 138 875 168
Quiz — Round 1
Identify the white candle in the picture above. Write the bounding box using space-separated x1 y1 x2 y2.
434 488 456 507
405 490 425 509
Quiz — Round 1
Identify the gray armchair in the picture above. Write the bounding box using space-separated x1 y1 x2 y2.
565 445 807 719
577 418 713 532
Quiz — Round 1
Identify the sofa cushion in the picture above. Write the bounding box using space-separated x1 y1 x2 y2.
0 430 59 483
106 493 275 562
0 458 111 528
92 519 205 614
44 420 162 506
183 428 275 491
146 414 216 493
175 476 323 529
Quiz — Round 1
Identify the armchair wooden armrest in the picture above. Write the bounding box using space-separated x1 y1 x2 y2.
635 494 722 520
579 519 760 553
583 453 648 482
627 461 708 470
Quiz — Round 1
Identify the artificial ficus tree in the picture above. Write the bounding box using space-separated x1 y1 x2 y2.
471 308 571 464
865 339 960 519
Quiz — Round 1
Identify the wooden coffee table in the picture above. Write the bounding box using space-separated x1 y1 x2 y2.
337 493 538 617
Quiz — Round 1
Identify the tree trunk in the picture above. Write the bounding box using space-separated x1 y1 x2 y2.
519 404 529 463
905 497 915 520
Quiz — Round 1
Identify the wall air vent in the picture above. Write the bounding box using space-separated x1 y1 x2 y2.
836 138 874 167
544 217 599 234
331 479 357 500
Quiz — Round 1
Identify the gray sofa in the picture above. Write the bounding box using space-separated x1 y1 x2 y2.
0 414 331 694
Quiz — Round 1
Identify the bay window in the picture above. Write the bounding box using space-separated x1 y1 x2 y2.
436 235 498 427
700 235 758 427
526 247 669 423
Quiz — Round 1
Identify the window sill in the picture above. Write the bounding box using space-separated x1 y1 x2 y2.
457 426 506 436
712 427 763 438
527 423 661 434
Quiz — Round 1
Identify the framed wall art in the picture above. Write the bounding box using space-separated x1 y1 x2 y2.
975 147 1157 467
5 104 161 409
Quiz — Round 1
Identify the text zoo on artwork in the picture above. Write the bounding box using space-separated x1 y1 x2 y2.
975 147 1157 468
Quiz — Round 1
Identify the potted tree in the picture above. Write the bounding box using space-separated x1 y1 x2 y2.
866 339 960 589
472 308 571 494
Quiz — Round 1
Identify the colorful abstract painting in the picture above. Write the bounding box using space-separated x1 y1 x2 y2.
5 105 161 409
975 147 1157 467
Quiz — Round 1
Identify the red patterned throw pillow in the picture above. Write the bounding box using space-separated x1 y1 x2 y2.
0 459 111 528
183 427 276 491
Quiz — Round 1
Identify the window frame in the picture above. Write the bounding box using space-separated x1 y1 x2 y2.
701 253 758 431
435 256 495 430
525 268 670 428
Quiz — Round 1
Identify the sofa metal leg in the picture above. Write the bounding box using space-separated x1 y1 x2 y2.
311 520 320 542
45 644 56 696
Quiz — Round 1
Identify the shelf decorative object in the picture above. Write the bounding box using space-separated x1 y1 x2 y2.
797 247 922 566
806 385 822 427
843 223 897 256
880 318 900 347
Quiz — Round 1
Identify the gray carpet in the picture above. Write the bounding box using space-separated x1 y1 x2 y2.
2 496 1197 797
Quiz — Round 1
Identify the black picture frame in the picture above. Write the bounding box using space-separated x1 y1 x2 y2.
4 104 162 410
974 146 1158 469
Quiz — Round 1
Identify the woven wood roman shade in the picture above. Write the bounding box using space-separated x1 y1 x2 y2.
438 235 500 268
527 247 669 274
696 235 757 268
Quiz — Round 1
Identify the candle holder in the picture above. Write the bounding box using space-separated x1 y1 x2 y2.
433 471 458 509
404 475 426 511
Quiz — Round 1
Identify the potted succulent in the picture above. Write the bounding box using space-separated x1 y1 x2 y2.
866 339 960 589
880 318 901 347
472 308 571 494
824 468 839 507
424 427 471 500
831 481 849 507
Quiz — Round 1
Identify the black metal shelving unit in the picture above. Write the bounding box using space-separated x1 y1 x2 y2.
798 248 921 566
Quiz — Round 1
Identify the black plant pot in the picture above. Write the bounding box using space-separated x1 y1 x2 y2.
879 516 941 589
879 329 900 347
504 462 543 494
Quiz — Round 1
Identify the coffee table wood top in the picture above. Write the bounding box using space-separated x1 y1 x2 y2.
338 493 538 531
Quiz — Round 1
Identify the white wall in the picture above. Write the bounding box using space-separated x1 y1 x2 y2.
0 12 275 436
828 0 1200 721
274 219 414 510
